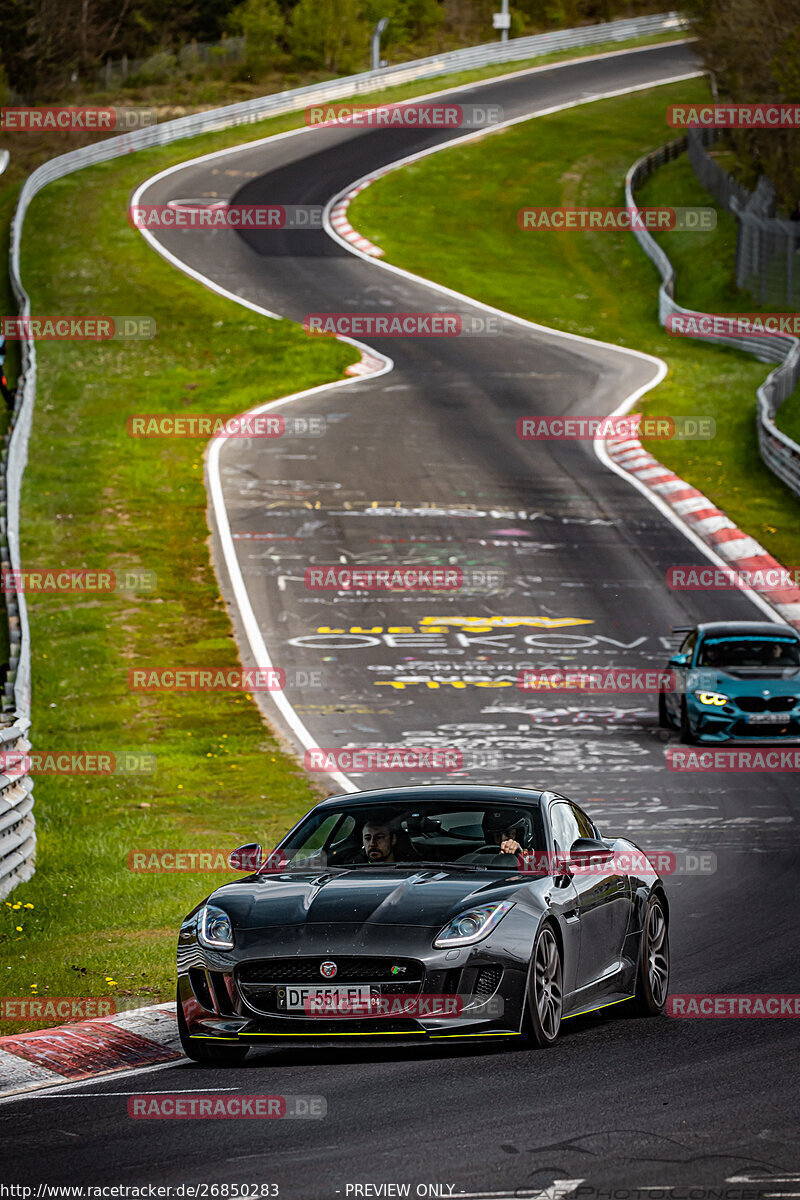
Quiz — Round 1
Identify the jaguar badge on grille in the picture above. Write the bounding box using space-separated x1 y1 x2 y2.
320 961 337 978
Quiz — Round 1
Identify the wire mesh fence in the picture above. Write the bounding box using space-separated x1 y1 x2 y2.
688 128 800 307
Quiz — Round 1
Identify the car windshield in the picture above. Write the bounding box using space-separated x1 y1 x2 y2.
272 800 547 870
697 637 800 669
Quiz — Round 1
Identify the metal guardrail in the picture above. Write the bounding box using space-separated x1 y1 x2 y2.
1 11 688 898
626 138 800 502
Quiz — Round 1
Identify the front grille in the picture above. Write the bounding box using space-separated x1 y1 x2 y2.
237 956 426 1017
441 967 461 996
238 956 423 984
737 696 797 713
731 719 799 737
189 968 214 1011
209 970 235 1016
474 966 503 1000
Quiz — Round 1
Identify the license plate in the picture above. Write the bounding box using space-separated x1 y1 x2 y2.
746 713 787 724
280 985 374 1012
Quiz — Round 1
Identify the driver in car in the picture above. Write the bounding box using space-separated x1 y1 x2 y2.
483 810 538 870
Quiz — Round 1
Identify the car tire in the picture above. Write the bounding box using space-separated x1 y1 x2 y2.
630 894 670 1016
679 699 697 744
176 987 249 1065
522 923 563 1048
658 691 673 729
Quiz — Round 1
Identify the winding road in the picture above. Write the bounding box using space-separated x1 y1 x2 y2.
4 41 799 1196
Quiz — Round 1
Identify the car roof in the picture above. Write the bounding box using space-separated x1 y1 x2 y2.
317 784 555 808
693 621 800 639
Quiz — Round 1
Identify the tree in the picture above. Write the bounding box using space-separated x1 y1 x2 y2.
358 0 443 48
289 0 368 72
685 0 800 208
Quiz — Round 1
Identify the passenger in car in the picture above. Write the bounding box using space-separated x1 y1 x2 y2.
361 818 398 863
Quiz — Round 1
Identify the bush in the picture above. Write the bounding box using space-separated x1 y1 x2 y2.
129 50 178 86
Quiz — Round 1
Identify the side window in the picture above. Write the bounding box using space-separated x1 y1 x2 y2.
679 630 697 661
549 803 583 853
296 814 354 858
568 803 597 840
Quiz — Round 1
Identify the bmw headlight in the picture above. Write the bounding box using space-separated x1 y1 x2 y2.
434 901 514 948
197 904 234 950
694 690 728 706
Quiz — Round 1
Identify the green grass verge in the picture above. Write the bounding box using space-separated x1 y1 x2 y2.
0 114 362 1033
349 78 800 569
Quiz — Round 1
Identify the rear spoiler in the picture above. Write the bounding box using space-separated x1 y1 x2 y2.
671 626 693 634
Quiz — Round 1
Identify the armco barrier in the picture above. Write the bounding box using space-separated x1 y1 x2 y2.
2 11 687 898
626 138 800 501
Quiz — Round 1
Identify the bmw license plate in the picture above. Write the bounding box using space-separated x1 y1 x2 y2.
280 985 374 1012
746 713 786 725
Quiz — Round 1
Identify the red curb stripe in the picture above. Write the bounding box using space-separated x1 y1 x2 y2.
707 527 752 544
668 488 705 502
685 508 725 523
603 429 800 630
330 179 384 258
0 1020 181 1080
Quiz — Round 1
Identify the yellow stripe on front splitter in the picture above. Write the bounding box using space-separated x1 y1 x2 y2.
428 1031 521 1039
563 995 635 1019
241 1030 421 1037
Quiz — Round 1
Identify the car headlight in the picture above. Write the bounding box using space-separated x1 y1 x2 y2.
197 904 234 950
434 901 514 948
694 690 728 706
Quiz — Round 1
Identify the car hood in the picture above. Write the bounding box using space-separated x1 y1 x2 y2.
205 867 532 929
691 668 800 690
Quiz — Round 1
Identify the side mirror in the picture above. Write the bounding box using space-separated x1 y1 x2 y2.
668 653 688 667
568 837 613 866
229 843 263 872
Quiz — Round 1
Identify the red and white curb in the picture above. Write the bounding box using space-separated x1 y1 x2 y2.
605 433 800 629
0 1003 181 1096
327 177 385 378
328 178 385 259
345 347 386 376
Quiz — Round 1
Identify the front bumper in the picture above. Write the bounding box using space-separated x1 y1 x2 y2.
688 699 800 743
177 924 530 1045
181 1010 525 1049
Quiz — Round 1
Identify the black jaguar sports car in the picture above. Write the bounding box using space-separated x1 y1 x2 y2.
176 785 669 1063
